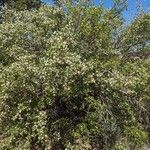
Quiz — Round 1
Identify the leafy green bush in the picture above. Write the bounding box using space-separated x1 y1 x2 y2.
0 2 150 149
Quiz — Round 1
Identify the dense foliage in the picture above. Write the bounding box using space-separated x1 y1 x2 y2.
0 0 42 10
0 1 150 149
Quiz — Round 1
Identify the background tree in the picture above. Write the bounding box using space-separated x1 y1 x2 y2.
0 0 42 10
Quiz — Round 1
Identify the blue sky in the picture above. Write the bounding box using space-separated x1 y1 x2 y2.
43 0 150 22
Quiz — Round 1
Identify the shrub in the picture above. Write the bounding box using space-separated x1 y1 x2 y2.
0 2 150 149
